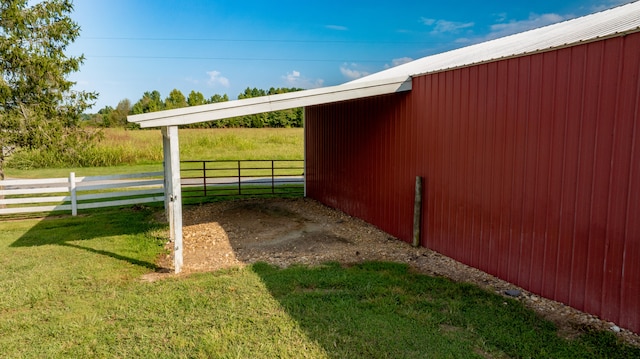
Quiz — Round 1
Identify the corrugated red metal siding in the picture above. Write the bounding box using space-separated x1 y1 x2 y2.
305 32 640 333
306 92 415 239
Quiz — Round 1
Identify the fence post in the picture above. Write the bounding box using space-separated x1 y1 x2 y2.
70 172 78 216
271 160 275 194
412 176 423 247
202 161 207 197
237 160 241 195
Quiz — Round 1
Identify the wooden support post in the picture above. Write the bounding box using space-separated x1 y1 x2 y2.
412 176 423 247
162 128 171 220
162 126 183 273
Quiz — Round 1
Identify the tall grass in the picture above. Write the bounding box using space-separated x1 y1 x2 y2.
179 128 303 161
5 128 304 177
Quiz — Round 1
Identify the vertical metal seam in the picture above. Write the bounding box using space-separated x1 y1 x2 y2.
507 60 520 281
529 55 544 289
463 68 471 262
517 57 531 284
499 61 511 277
584 41 606 309
478 66 488 266
620 37 640 326
554 49 571 299
568 46 587 305
486 63 497 272
470 68 479 266
601 37 624 322
452 70 462 258
541 51 558 292
446 71 455 256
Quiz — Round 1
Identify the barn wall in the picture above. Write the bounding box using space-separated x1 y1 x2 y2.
306 92 415 239
305 32 640 333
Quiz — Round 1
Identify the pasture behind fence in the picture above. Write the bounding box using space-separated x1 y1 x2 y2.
0 172 165 216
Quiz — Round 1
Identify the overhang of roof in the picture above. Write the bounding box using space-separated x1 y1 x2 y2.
128 76 412 128
128 1 640 129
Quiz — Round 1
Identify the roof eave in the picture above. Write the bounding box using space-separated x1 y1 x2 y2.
128 76 412 128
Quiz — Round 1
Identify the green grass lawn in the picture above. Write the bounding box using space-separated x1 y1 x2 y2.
1 207 638 358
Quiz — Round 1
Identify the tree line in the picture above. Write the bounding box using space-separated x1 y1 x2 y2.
89 87 305 129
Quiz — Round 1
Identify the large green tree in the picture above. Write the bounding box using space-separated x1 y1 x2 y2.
187 90 205 107
0 0 97 179
164 89 187 110
132 90 164 114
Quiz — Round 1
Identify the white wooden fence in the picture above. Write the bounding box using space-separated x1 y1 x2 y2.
0 172 164 216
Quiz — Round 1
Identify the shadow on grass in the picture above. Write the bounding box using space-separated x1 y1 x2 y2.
251 261 640 359
9 207 165 270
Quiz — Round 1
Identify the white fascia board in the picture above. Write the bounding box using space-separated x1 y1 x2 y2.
128 76 411 128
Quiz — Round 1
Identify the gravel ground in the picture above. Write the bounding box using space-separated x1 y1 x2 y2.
143 197 640 347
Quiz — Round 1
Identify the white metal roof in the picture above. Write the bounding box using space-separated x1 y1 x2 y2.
128 1 640 128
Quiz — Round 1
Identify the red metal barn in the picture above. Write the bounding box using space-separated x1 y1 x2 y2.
129 2 640 333
306 19 640 333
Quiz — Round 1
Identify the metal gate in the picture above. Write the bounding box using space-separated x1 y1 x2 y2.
180 160 304 198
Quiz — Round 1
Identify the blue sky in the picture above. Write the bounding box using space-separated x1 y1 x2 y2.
67 0 634 111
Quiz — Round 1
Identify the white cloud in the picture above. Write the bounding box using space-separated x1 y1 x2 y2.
326 24 348 31
282 70 324 88
420 17 436 26
454 12 572 45
421 17 474 34
339 63 370 80
493 12 508 23
391 57 413 67
487 13 569 39
384 57 414 69
454 37 472 44
591 0 635 12
206 70 230 87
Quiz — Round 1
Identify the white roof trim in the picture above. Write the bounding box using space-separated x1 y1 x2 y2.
129 76 411 128
128 1 640 128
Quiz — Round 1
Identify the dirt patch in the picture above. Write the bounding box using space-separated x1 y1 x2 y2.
143 197 640 347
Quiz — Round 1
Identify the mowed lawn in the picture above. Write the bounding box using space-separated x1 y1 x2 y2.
1 207 639 358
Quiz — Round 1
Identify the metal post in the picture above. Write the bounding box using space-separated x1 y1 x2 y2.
202 161 207 197
237 160 241 195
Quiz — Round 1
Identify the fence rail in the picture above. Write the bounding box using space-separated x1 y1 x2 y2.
180 160 304 198
0 172 164 216
0 160 304 217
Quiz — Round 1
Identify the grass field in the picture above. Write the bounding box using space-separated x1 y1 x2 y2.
5 128 304 178
1 207 638 358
